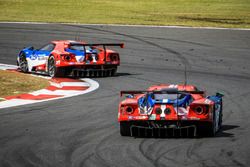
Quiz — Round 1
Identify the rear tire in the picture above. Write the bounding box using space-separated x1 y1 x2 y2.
48 56 64 77
218 101 223 129
111 67 117 76
19 52 28 73
120 122 131 136
205 109 217 137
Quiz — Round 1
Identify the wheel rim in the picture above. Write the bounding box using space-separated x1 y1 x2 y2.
48 57 55 77
19 53 28 72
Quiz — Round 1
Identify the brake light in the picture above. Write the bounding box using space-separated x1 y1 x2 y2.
86 54 99 62
121 43 125 48
190 104 209 115
125 106 134 114
120 105 136 114
155 108 162 115
109 53 119 61
60 54 75 61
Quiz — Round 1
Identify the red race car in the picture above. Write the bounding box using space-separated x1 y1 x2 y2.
17 40 124 77
118 84 223 137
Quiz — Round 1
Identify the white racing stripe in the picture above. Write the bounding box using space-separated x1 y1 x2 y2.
160 105 166 118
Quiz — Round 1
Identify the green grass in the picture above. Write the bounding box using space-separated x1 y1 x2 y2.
0 70 49 98
0 0 250 28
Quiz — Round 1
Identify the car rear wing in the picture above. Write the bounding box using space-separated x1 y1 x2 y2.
79 43 124 48
120 89 205 97
69 42 124 61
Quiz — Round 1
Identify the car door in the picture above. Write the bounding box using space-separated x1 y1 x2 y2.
28 43 55 71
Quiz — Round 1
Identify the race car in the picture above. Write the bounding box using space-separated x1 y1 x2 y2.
118 84 223 137
17 40 124 77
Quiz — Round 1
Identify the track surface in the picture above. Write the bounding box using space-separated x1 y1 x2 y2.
0 23 250 167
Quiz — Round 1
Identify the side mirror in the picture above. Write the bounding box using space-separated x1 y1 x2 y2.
216 92 224 98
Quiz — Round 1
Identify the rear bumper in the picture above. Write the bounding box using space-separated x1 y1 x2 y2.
122 120 212 137
60 65 118 77
131 125 197 137
72 67 117 77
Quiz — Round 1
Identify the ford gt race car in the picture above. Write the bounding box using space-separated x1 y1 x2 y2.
118 84 223 137
17 40 124 77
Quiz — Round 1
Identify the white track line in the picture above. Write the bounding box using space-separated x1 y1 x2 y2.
0 22 249 31
54 82 90 87
0 64 99 109
30 89 86 96
0 63 18 70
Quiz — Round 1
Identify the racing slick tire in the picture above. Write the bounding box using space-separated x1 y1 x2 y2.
205 109 219 137
111 67 117 76
218 101 223 129
120 122 131 136
48 56 64 77
19 52 28 73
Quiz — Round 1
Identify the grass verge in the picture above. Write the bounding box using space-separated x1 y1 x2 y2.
0 0 249 28
0 70 49 98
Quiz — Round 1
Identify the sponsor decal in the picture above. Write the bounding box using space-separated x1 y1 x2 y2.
128 116 133 120
149 114 156 120
30 54 37 60
56 60 60 65
205 99 212 104
38 57 46 61
162 99 169 103
128 115 148 120
180 115 188 120
174 107 188 115
79 57 84 62
169 84 178 88
189 117 200 120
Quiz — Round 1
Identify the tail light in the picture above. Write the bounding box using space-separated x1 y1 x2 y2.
120 105 136 114
155 108 162 115
86 54 93 61
65 55 71 61
194 106 203 114
125 106 134 114
109 53 119 61
61 54 75 62
164 108 171 115
86 54 98 62
191 104 209 115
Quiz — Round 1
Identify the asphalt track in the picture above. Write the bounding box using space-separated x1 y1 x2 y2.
0 23 250 167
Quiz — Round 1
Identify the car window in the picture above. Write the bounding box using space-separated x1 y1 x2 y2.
69 44 91 51
154 94 184 100
39 43 55 51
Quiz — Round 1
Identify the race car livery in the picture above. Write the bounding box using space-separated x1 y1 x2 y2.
17 40 124 77
118 84 223 137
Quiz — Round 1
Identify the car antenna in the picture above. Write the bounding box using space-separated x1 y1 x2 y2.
184 61 188 88
75 32 80 41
